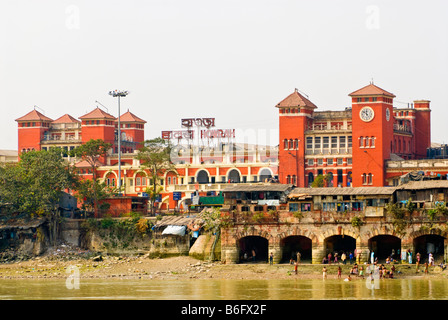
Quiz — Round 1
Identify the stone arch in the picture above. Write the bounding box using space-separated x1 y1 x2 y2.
196 169 210 184
368 234 401 262
238 235 269 263
259 168 273 182
227 168 241 183
411 231 447 263
280 235 312 263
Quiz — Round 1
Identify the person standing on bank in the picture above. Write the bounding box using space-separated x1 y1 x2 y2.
269 252 274 265
296 251 301 264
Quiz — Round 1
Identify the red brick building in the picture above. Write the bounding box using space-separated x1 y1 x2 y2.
277 83 432 187
16 107 146 157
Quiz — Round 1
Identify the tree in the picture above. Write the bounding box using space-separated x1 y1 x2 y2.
136 137 176 215
0 149 78 245
72 139 112 215
311 173 332 188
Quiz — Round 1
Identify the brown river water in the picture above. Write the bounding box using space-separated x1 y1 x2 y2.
0 277 447 300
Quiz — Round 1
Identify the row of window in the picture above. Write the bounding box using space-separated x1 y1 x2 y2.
283 139 299 150
285 175 297 185
356 97 378 103
307 158 352 166
289 201 364 212
355 97 392 103
359 136 376 148
306 136 352 150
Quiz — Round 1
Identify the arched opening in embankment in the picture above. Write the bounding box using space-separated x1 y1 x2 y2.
238 236 269 263
368 235 401 262
324 235 356 261
414 234 445 263
280 236 312 263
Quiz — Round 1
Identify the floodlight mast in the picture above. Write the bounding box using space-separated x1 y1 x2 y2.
108 90 129 195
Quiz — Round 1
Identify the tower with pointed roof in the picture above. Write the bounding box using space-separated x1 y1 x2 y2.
276 88 317 187
79 107 117 147
16 109 53 153
119 110 147 150
349 82 396 187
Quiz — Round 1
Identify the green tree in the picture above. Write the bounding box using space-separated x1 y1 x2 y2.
136 137 176 215
0 149 78 245
311 173 332 188
72 139 112 215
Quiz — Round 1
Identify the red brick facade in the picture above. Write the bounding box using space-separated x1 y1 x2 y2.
277 83 432 187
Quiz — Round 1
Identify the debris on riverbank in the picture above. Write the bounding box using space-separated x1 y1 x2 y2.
1 244 447 281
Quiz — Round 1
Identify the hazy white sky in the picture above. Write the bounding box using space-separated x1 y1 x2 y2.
1 0 447 150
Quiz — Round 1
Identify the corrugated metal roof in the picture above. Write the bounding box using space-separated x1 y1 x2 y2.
288 186 396 197
154 215 202 228
396 180 448 190
0 218 45 231
223 184 294 193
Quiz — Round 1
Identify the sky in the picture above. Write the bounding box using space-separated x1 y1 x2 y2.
1 0 447 151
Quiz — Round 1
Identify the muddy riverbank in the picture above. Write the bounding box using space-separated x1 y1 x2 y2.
0 245 447 281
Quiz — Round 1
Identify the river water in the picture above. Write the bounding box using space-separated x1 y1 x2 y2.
0 277 447 300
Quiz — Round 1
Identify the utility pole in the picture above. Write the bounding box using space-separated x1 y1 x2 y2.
109 90 129 195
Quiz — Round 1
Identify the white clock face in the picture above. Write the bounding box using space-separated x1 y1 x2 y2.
386 108 390 121
360 107 374 122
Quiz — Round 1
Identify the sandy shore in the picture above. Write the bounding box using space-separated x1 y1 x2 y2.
0 253 446 281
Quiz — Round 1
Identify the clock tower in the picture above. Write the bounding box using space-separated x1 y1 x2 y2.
349 83 395 187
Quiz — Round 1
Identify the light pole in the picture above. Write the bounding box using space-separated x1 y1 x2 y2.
109 90 129 195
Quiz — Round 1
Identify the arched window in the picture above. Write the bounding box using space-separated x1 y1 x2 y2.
106 173 116 187
362 173 367 185
359 136 364 148
286 175 291 184
292 175 297 185
289 139 294 149
371 137 375 148
284 139 289 150
135 172 147 187
294 139 299 150
368 173 373 185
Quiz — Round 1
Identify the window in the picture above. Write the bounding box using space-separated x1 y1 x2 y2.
365 97 369 102
306 137 313 150
348 136 352 148
347 158 352 165
318 159 323 166
340 136 346 148
359 137 364 148
284 139 288 150
286 175 291 184
289 203 299 212
289 139 294 149
308 159 314 166
362 173 367 185
294 139 299 150
337 158 343 165
315 137 321 150
301 203 311 211
373 97 377 102
368 173 373 185
323 136 329 149
371 137 375 148
327 159 334 165
292 175 297 185
331 136 338 149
